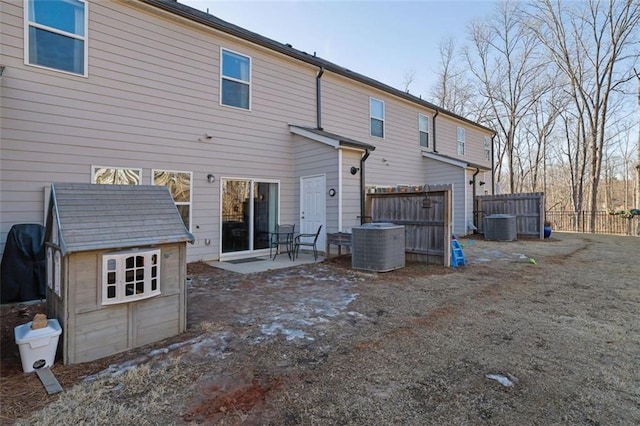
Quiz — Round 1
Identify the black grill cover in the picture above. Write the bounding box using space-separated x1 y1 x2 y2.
1 224 46 304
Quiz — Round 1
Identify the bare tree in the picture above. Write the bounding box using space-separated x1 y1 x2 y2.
430 37 475 116
521 68 566 193
402 69 416 93
609 123 636 209
635 68 640 209
557 107 590 216
465 0 548 193
527 0 640 231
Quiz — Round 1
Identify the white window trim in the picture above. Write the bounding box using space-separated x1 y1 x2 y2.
484 136 491 161
457 127 466 156
54 251 61 297
370 97 385 138
46 247 53 289
219 177 280 260
220 47 252 111
102 248 161 305
24 0 89 77
91 165 142 184
152 169 193 231
419 113 429 148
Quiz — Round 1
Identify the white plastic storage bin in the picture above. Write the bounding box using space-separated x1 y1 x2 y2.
14 319 62 373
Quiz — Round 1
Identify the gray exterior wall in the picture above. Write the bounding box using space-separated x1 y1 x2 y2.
341 149 365 232
292 137 364 238
1 0 317 261
424 159 468 236
0 0 492 261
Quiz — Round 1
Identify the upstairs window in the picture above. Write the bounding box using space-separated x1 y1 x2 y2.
102 249 161 305
221 48 251 110
370 97 385 138
25 0 88 76
484 136 491 161
153 170 192 230
457 127 465 155
419 113 429 148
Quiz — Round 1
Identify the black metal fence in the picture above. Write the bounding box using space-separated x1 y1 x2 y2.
546 211 640 236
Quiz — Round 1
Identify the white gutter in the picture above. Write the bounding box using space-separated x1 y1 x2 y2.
338 149 343 232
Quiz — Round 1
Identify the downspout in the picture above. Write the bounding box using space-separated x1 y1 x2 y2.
360 149 371 225
338 149 343 232
316 66 324 130
432 110 439 153
471 168 480 232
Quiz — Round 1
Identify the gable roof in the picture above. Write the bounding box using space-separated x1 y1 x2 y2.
422 152 491 171
140 0 493 134
289 124 376 152
47 183 195 256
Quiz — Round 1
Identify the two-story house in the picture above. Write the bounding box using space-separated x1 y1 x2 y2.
0 0 494 264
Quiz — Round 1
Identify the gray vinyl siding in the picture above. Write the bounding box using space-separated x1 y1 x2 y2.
293 135 337 232
341 150 364 232
424 159 468 236
322 74 429 186
0 0 317 261
436 116 493 168
1 0 492 261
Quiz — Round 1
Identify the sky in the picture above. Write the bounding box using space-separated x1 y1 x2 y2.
180 0 498 100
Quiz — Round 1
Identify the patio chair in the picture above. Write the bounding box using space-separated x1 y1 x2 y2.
294 225 323 260
270 224 295 260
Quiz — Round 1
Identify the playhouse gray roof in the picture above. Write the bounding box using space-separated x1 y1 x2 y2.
48 183 195 255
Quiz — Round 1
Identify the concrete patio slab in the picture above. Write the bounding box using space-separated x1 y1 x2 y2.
207 252 325 274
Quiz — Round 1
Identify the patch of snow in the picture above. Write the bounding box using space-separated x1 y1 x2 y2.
84 332 231 382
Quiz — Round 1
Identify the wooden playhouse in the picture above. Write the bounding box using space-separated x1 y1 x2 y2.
44 183 195 364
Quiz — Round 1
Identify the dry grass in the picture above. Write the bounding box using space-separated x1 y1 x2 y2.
2 233 639 425
17 358 209 426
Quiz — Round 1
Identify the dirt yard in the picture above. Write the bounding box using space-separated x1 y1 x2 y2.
1 232 639 425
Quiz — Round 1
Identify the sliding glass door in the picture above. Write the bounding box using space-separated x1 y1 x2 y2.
221 179 278 254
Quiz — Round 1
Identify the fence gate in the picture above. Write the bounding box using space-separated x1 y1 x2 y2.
476 192 545 239
366 184 452 265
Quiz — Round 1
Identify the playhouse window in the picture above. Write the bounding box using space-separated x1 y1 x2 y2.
102 249 160 305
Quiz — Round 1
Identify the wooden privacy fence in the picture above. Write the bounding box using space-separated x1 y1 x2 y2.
366 184 452 265
546 211 640 236
476 192 545 239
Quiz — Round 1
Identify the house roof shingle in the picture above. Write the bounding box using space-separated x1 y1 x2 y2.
289 124 376 151
49 183 195 255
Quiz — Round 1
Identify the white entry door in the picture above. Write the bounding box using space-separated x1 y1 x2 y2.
300 175 326 252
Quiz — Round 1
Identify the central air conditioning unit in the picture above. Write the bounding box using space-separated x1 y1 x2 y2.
351 223 405 272
484 214 517 241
